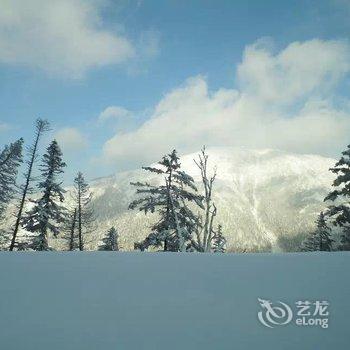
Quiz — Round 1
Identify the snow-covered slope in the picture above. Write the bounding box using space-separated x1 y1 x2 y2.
0 252 350 350
68 148 335 252
0 252 348 350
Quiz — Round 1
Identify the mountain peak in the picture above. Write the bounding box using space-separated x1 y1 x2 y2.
81 148 336 253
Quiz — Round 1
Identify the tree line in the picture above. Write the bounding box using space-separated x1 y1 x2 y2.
3 118 350 253
0 119 98 251
0 119 227 252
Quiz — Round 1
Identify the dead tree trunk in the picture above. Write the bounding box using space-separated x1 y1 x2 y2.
194 147 217 252
9 119 49 251
69 208 77 251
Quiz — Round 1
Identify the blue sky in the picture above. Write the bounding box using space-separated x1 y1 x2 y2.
0 0 350 182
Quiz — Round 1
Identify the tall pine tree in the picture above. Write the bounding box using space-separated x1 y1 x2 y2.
22 140 67 251
129 149 203 252
324 144 350 250
99 226 119 251
10 119 50 251
73 172 94 251
0 139 23 219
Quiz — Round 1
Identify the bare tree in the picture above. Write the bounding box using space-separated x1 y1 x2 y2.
192 147 219 252
68 208 77 251
9 119 50 251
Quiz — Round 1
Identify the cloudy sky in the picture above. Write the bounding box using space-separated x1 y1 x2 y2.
1 0 350 181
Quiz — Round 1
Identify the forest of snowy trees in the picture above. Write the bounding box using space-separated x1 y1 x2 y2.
1 118 350 252
0 119 98 251
0 119 227 252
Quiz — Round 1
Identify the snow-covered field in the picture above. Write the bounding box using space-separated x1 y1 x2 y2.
0 252 348 349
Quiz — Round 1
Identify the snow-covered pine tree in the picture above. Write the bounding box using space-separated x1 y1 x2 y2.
72 172 94 251
317 212 333 251
0 139 23 248
99 226 119 251
129 149 203 252
10 119 50 251
324 144 350 250
0 138 23 219
302 212 333 252
211 224 227 253
302 230 319 252
22 140 67 251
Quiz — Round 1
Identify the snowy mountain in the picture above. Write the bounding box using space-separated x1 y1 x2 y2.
67 147 335 252
1 147 336 252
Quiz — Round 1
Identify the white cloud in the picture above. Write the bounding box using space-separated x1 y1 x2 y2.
237 39 350 104
98 106 132 123
55 127 88 153
0 0 135 78
102 39 350 168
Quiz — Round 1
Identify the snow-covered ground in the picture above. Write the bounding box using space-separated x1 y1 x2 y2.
0 252 348 349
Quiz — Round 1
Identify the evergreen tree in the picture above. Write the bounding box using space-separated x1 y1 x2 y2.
129 149 203 252
73 172 94 251
99 226 119 251
317 212 333 251
211 224 226 253
302 212 333 252
302 230 319 252
22 140 66 251
324 144 350 250
0 139 23 219
10 119 50 251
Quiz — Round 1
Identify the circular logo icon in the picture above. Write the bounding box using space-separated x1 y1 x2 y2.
258 298 293 328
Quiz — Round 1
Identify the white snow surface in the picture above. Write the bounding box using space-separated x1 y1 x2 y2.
0 252 348 350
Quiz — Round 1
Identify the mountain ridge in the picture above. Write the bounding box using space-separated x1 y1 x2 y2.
1 147 336 252
84 147 336 252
